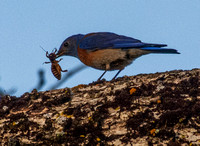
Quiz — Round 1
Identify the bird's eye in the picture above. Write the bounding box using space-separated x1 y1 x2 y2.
64 42 69 47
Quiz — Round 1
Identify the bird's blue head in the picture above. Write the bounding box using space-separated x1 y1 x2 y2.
57 34 84 58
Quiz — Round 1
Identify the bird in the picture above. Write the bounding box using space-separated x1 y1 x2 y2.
56 32 180 80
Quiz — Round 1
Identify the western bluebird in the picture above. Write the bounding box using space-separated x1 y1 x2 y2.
56 32 180 80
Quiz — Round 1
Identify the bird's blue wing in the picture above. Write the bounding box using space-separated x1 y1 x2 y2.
79 32 142 50
79 32 167 50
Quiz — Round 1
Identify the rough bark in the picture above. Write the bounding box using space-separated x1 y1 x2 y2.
0 69 200 145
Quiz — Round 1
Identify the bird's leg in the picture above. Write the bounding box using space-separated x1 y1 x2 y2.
112 69 123 80
97 70 107 81
97 63 110 81
98 63 111 81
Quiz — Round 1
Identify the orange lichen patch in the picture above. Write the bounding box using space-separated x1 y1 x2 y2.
80 135 85 138
179 118 184 123
129 88 136 95
56 113 60 118
157 100 161 104
12 121 17 126
71 84 87 91
65 115 74 118
150 129 160 136
150 129 156 135
65 90 68 94
59 111 74 118
96 137 101 142
115 106 120 111
88 116 94 123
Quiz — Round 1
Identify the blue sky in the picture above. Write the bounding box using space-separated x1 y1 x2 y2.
0 1 200 96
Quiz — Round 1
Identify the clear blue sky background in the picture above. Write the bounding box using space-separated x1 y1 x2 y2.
0 1 200 97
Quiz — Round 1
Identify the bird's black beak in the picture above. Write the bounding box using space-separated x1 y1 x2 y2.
56 50 64 58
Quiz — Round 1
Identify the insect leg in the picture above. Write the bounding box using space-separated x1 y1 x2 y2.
61 69 68 72
43 61 51 64
53 48 57 54
46 52 49 58
58 58 63 62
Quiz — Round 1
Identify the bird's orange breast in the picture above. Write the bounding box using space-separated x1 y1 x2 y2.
77 46 129 70
77 47 94 67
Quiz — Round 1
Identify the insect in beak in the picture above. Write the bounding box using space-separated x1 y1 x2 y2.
41 47 68 80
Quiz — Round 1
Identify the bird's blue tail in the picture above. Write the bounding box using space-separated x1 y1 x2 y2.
142 47 180 54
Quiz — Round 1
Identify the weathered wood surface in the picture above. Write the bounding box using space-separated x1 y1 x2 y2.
0 69 199 145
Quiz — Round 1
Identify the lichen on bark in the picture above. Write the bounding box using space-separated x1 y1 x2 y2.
0 69 200 145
